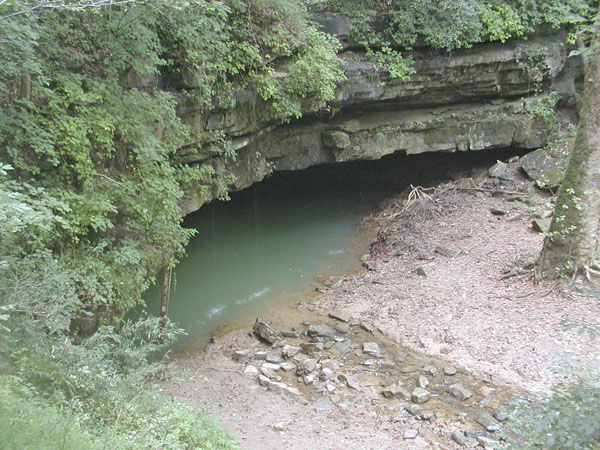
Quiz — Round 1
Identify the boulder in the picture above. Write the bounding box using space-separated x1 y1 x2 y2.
253 320 282 345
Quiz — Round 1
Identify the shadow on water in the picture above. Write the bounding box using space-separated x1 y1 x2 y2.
141 148 528 350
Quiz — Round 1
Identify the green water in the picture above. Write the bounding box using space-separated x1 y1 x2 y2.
144 161 394 344
143 149 523 346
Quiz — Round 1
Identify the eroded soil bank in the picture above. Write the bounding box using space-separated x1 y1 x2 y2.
161 157 600 449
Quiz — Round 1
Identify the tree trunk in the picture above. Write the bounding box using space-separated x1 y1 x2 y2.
539 16 600 278
159 264 172 330
19 68 31 101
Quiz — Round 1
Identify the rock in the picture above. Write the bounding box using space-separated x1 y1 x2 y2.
302 373 316 385
435 245 456 258
520 147 566 189
443 366 457 376
266 351 283 364
322 130 351 149
321 359 338 371
532 218 552 233
402 365 420 374
422 365 438 376
363 342 381 356
271 421 290 432
281 330 300 338
280 361 297 372
420 410 434 421
418 376 429 389
244 365 259 376
259 375 301 397
297 358 318 374
404 429 419 439
328 311 351 323
415 264 435 277
380 360 396 370
308 323 336 338
326 383 336 392
411 387 431 404
260 366 278 379
490 208 508 216
493 408 509 422
488 161 508 178
339 373 361 391
451 430 467 446
405 405 422 417
397 352 407 362
360 322 375 334
361 358 379 367
232 349 250 361
449 384 473 401
313 397 335 411
262 362 281 371
334 322 350 334
475 414 500 432
382 384 403 399
255 351 267 360
301 342 324 355
282 344 302 358
253 320 282 345
320 368 335 381
332 341 351 355
476 436 500 448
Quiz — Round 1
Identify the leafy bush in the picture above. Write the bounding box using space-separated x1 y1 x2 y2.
505 372 600 449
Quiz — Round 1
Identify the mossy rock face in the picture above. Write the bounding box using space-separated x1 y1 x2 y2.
520 147 567 189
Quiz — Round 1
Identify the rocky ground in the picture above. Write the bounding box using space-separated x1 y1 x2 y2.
161 155 600 449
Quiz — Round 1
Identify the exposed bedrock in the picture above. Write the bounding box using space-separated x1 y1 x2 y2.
177 31 582 215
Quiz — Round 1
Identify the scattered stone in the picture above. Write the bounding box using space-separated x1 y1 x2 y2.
465 429 486 439
360 322 375 334
281 330 300 338
520 147 566 189
491 207 508 216
363 342 381 356
532 218 552 233
258 375 301 397
493 408 509 422
271 421 290 432
232 349 250 361
320 368 335 381
488 161 508 179
475 414 500 432
476 436 500 448
334 322 350 334
323 341 335 349
260 366 278 379
443 366 457 376
449 384 473 401
415 264 435 277
411 387 431 404
326 383 336 393
405 405 422 417
313 397 334 411
302 373 316 385
451 430 467 446
402 365 420 374
422 365 438 376
418 376 429 389
332 342 351 355
308 323 336 338
262 362 281 371
321 359 338 371
420 410 434 421
361 359 380 367
339 373 361 390
244 365 259 376
380 360 396 370
397 352 408 362
255 351 267 360
297 358 318 374
266 352 283 364
301 342 324 354
280 361 297 372
253 320 282 345
328 311 351 323
435 245 456 258
282 345 301 358
404 429 419 440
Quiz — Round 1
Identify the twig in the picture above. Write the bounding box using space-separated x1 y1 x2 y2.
93 172 135 193
457 187 526 196
206 367 243 374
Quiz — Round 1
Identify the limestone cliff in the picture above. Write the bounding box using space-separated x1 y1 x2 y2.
177 24 582 215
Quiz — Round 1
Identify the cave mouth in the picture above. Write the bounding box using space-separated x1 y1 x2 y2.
151 147 532 348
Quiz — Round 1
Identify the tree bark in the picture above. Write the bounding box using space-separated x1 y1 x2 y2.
159 264 172 330
539 15 600 278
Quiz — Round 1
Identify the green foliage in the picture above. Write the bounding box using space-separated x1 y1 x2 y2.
320 0 596 78
505 372 600 449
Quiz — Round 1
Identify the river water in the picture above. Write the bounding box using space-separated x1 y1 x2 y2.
143 149 522 348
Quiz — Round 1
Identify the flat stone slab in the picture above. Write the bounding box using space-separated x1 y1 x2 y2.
328 311 351 323
308 323 336 337
339 373 361 390
404 429 419 439
363 342 381 355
